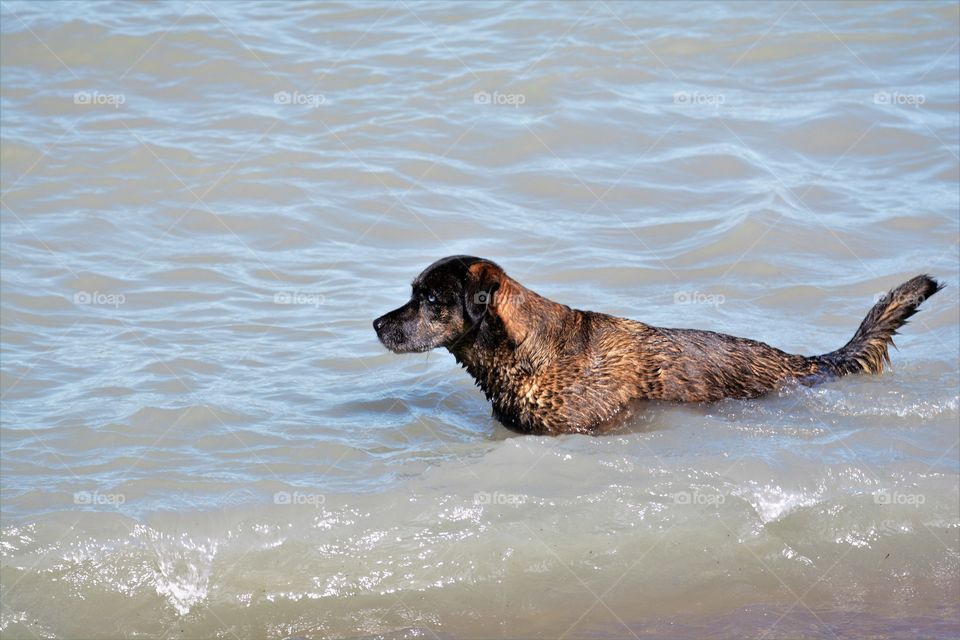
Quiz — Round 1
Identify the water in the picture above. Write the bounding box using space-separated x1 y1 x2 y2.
1 1 958 638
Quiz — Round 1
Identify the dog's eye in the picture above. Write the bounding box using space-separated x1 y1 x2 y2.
426 294 437 304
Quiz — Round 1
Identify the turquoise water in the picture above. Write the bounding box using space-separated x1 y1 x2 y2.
1 1 958 638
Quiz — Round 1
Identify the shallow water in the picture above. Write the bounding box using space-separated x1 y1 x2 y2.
1 1 959 638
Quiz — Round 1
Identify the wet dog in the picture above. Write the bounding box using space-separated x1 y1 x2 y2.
373 256 943 435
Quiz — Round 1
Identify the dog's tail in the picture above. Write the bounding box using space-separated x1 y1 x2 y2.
814 274 943 376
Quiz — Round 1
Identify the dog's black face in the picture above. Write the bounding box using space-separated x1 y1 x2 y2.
373 255 497 353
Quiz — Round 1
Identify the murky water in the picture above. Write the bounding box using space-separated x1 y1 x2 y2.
1 1 958 638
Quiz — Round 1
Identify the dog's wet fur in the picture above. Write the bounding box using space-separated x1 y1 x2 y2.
373 256 943 435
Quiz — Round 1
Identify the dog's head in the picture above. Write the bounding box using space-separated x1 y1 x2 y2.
373 255 505 353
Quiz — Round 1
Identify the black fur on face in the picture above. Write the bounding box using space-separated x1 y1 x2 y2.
372 255 501 353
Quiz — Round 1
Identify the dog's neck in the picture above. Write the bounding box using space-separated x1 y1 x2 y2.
448 276 576 430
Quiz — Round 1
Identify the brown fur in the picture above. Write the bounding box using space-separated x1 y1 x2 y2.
373 256 943 435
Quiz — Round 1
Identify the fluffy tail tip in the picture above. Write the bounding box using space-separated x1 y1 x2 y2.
823 274 944 375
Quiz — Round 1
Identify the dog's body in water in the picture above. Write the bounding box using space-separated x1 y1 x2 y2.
374 256 943 435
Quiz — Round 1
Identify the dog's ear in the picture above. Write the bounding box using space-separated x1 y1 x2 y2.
465 261 503 325
464 261 531 346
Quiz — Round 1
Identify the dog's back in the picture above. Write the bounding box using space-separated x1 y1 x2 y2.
574 273 942 409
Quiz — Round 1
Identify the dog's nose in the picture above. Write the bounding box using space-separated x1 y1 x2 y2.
373 317 384 333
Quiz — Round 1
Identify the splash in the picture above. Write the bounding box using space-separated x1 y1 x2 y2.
136 525 218 615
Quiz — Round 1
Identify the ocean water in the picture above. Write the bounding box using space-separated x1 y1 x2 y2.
1 1 958 638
